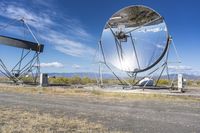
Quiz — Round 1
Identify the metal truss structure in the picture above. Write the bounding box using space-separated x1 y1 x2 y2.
0 18 44 84
97 36 180 89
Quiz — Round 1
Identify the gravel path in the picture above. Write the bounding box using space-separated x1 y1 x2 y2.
0 92 200 133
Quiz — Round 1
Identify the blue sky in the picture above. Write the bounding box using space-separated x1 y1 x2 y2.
0 0 200 75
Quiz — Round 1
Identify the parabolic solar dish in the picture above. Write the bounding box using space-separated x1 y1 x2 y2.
100 5 169 73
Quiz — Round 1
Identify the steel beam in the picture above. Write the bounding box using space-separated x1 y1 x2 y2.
0 35 44 52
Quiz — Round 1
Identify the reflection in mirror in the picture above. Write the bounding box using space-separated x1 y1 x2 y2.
101 6 169 73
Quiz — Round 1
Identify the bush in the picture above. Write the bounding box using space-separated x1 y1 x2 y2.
49 77 69 84
70 76 82 84
157 79 169 85
49 76 96 85
81 77 95 85
196 81 200 86
187 80 194 86
21 76 37 83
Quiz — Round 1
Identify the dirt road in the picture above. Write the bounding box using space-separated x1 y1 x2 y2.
0 91 200 133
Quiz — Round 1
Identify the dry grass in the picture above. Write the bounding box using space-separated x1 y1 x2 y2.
0 84 200 102
89 89 200 102
0 84 198 133
0 106 107 133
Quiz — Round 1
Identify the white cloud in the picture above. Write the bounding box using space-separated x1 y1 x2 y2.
41 31 95 57
156 44 165 49
168 65 192 70
168 65 200 75
58 17 93 40
136 23 167 33
0 21 23 36
40 62 64 68
72 26 91 39
138 27 162 33
0 2 95 58
72 64 81 69
0 4 53 29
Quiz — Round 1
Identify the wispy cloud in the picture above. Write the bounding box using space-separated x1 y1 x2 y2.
40 62 64 68
41 31 95 57
56 16 93 41
31 0 54 8
168 65 192 70
0 1 95 58
0 4 53 29
0 21 24 36
168 65 200 75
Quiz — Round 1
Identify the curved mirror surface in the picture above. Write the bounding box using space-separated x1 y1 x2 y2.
101 6 168 72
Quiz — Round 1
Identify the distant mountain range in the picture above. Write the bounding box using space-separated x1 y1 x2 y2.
159 74 200 80
48 72 200 80
0 72 199 80
48 72 114 79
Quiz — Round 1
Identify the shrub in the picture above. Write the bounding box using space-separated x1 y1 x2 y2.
157 79 169 85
